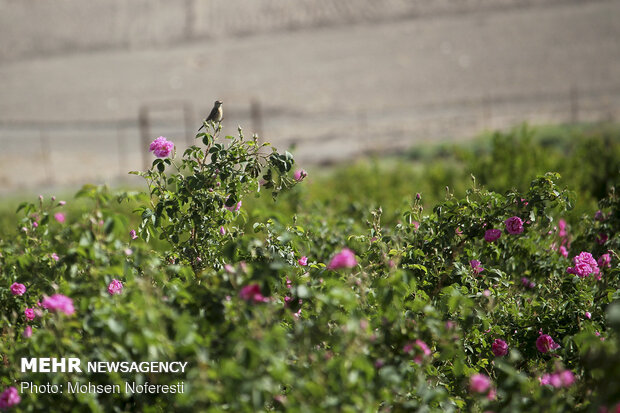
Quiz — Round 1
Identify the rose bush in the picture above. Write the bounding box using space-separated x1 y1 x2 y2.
0 123 618 412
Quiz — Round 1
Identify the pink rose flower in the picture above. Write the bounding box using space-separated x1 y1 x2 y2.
219 226 226 235
470 374 491 393
558 219 568 237
23 325 33 338
130 229 138 240
51 252 59 262
327 248 357 270
567 252 599 278
149 136 174 158
239 284 269 303
225 200 242 212
298 256 308 266
487 387 497 400
484 229 502 242
559 370 575 387
536 334 560 353
492 339 508 357
413 339 432 364
42 294 75 315
597 253 611 269
24 308 36 321
59 200 66 206
585 311 591 319
469 259 484 275
597 233 608 245
559 245 568 258
107 279 123 295
293 169 307 182
505 216 524 234
539 369 575 388
0 386 21 409
521 277 535 288
10 283 26 296
54 212 66 223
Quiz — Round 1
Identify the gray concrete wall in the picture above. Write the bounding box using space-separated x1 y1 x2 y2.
0 0 189 61
0 0 578 62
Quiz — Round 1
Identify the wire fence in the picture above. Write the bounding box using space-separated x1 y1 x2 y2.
0 84 619 192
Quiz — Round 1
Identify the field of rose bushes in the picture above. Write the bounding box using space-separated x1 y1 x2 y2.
1 123 619 412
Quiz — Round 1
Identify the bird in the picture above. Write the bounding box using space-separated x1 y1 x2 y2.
198 100 223 131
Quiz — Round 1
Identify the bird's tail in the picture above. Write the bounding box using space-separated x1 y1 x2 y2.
198 122 205 131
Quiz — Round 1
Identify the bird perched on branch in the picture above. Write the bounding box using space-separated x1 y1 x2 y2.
199 100 223 131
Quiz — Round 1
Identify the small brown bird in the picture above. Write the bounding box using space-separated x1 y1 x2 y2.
198 100 223 131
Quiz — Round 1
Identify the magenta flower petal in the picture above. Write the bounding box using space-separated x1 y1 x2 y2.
10 283 26 296
567 252 599 278
484 229 502 242
107 279 123 295
0 386 21 409
536 334 560 353
327 248 357 270
491 339 508 357
42 294 75 315
149 136 175 158
470 374 491 393
504 216 524 234
240 284 269 303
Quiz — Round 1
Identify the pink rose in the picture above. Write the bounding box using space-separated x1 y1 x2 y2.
327 248 357 270
42 294 75 315
536 334 560 353
504 216 524 234
598 253 611 268
521 277 535 288
0 386 21 409
539 369 575 388
293 169 307 182
469 259 484 275
298 256 308 266
23 326 33 338
10 283 26 296
54 212 66 223
107 279 123 295
24 308 36 321
567 252 599 278
484 229 502 242
558 245 568 258
470 374 491 393
130 229 138 240
149 136 174 158
491 339 508 357
240 284 269 303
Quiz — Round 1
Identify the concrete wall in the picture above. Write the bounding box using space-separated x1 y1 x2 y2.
0 0 190 61
0 0 578 62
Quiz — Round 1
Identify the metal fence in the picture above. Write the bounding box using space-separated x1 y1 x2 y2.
0 85 619 192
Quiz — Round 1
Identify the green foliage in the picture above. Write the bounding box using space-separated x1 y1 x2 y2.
0 123 619 412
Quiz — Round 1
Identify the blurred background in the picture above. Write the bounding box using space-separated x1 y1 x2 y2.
1 0 619 193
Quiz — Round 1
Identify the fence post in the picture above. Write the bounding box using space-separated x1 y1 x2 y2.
139 106 150 171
